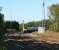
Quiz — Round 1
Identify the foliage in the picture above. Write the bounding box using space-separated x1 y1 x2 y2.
19 19 49 30
0 46 7 50
0 13 5 41
49 4 59 32
5 21 19 31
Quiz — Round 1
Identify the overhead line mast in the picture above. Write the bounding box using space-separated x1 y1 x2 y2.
42 0 45 27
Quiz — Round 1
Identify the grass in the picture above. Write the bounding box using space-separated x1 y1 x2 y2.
32 32 59 43
0 41 7 50
0 46 7 50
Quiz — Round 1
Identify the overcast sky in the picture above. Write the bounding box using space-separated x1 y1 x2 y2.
0 0 59 23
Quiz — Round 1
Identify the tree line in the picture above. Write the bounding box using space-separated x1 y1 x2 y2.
19 19 49 31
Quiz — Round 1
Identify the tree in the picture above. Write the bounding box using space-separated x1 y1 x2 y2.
0 12 5 41
5 21 19 31
49 4 59 32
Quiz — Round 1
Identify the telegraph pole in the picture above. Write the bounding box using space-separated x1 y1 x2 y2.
22 20 24 32
42 0 45 27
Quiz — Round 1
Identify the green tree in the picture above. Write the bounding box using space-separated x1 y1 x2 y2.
0 13 5 42
5 21 19 31
49 4 59 32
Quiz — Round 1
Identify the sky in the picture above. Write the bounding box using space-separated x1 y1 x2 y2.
0 0 59 24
